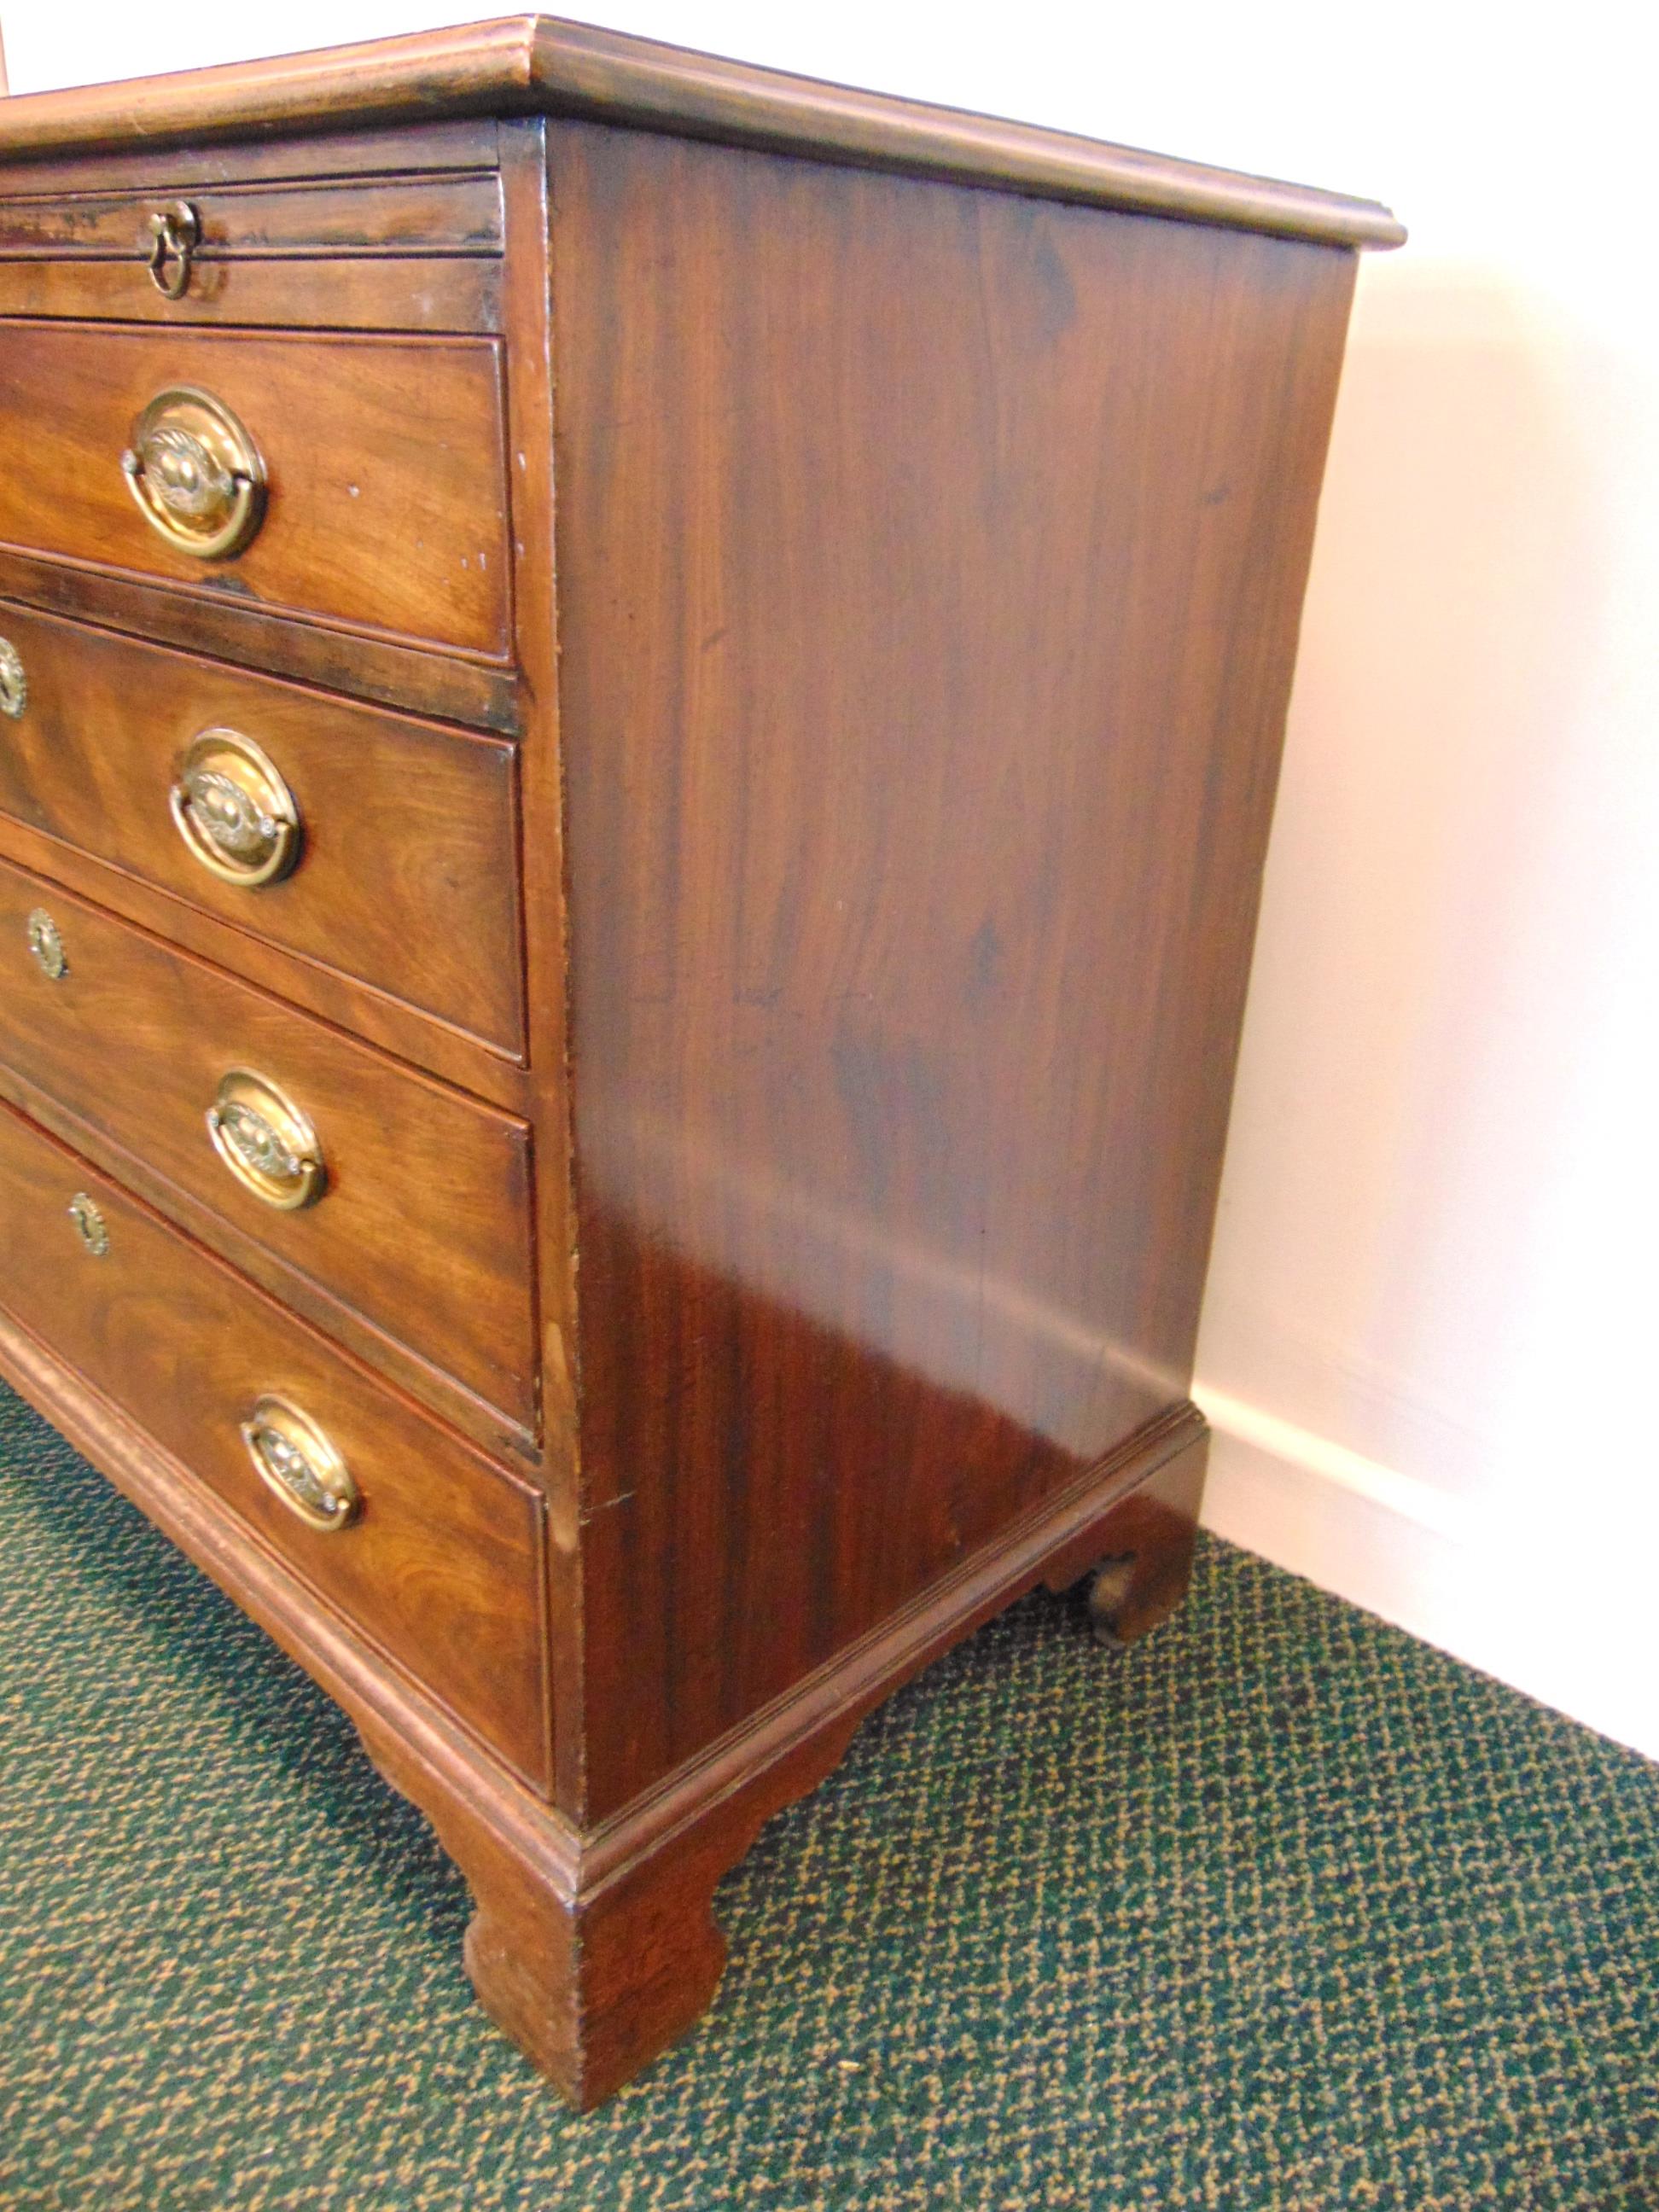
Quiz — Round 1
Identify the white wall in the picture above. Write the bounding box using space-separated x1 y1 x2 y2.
7 2 1656 1755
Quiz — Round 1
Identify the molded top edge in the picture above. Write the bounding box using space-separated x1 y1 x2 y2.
0 13 1406 250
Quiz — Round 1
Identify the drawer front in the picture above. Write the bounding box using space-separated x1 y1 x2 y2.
0 172 503 332
0 602 525 1054
0 322 511 654
0 856 536 1428
0 1096 550 1787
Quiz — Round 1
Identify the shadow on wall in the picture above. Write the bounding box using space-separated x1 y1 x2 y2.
1196 248 1659 1747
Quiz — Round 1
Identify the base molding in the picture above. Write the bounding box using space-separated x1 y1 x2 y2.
0 1306 1206 2104
584 1400 1208 1895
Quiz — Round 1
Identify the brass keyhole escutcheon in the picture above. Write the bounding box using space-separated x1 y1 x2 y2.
207 1068 326 1211
68 1192 110 1259
26 908 67 981
120 386 266 561
242 1395 359 1533
170 728 301 888
0 637 25 720
144 201 201 300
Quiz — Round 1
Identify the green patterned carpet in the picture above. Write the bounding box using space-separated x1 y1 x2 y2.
2 1378 1656 2211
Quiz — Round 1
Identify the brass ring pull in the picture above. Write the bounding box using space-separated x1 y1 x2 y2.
25 907 67 981
0 637 26 719
120 385 266 561
170 728 301 888
144 201 200 300
242 1395 359 1533
207 1069 326 1212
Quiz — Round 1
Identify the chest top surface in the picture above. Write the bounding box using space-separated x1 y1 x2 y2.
0 13 1404 250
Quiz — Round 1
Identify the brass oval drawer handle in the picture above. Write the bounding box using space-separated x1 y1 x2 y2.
25 907 67 981
67 1192 110 1258
241 1394 359 1532
120 385 266 561
170 728 301 888
0 636 25 720
207 1069 326 1212
144 201 200 300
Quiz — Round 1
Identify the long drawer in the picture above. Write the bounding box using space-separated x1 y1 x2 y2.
0 320 511 653
0 853 537 1429
0 602 525 1054
0 1095 550 1787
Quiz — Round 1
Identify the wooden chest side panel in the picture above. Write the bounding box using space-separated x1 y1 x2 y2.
547 121 1357 1814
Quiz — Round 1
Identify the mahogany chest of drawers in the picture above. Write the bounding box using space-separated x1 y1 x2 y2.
0 18 1401 2104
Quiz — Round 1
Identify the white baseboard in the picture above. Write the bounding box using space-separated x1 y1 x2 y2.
1192 1381 1659 1764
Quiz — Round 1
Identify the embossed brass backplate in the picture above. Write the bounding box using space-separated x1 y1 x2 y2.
67 1192 110 1258
0 636 25 719
171 726 301 888
241 1394 359 1532
25 908 66 981
120 385 266 560
207 1068 325 1211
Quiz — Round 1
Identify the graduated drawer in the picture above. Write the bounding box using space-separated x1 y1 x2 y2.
0 1096 550 1788
0 855 536 1431
0 320 510 655
0 602 524 1055
0 171 501 331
